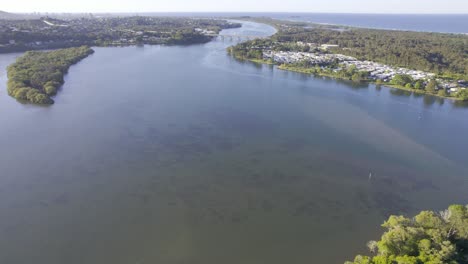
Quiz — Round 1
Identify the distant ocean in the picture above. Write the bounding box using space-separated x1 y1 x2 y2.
137 12 468 34
271 13 468 34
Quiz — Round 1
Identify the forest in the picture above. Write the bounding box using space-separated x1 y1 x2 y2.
275 27 467 78
230 18 468 79
345 204 468 264
7 46 94 104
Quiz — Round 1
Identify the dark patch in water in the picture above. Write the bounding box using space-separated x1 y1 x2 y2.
293 201 319 216
209 108 277 135
261 200 273 212
372 190 411 216
52 193 70 205
355 189 373 213
279 138 309 153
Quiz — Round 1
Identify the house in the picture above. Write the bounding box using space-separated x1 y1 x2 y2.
458 80 468 87
320 44 339 50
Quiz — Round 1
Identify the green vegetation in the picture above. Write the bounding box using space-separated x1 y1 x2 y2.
346 204 468 264
242 18 468 78
274 63 462 99
0 17 241 53
391 74 414 87
229 29 467 79
457 89 468 101
228 18 468 101
7 46 94 104
277 62 369 82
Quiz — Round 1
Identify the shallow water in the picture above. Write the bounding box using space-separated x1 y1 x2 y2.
0 21 467 264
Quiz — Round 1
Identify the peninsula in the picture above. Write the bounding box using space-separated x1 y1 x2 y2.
7 46 94 104
228 18 468 100
0 16 241 53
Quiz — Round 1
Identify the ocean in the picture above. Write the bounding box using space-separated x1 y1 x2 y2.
135 12 468 33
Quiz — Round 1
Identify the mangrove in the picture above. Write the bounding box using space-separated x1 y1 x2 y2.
7 46 94 104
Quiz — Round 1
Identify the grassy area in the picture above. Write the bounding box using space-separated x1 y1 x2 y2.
248 58 276 65
384 84 459 100
278 64 315 74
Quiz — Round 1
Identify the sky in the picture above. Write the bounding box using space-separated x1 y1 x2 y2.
2 0 468 14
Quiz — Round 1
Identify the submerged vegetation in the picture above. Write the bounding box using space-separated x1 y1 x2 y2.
7 46 94 104
346 204 468 264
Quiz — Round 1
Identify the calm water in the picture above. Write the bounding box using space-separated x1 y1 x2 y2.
139 13 468 33
270 13 468 33
0 21 467 264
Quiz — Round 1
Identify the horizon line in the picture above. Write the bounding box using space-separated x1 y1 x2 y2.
3 10 468 15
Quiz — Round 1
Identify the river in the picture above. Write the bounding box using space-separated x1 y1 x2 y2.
0 21 467 264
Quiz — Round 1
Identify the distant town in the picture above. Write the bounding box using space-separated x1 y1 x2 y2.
0 16 241 53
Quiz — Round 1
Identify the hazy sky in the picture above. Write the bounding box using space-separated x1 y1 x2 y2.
3 0 468 14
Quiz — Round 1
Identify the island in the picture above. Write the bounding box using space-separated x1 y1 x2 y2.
345 204 468 264
1 15 241 105
227 18 468 100
7 46 94 104
0 16 241 53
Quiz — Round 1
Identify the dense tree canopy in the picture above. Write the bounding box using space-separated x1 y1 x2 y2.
7 46 94 104
391 74 414 87
456 89 468 101
229 19 467 100
231 18 468 79
345 204 468 264
273 27 468 78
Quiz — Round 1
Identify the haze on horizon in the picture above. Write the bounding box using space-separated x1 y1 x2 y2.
2 0 468 14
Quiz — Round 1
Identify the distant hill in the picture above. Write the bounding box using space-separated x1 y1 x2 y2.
0 11 20 19
0 11 39 20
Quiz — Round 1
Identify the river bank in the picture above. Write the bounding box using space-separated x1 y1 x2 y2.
229 57 462 101
1 19 468 264
276 64 462 101
227 17 467 102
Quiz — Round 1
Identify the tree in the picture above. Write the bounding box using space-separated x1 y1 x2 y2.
438 89 448 97
405 83 413 89
391 74 413 86
457 89 468 101
347 65 358 76
425 79 438 94
345 204 468 264
6 46 94 104
414 80 424 90
352 73 362 82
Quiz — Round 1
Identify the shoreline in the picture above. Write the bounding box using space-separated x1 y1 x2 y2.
233 14 468 35
227 18 466 101
284 18 468 35
240 57 461 101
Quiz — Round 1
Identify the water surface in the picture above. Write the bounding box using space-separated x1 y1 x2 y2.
270 13 468 33
0 21 467 264
138 13 468 33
